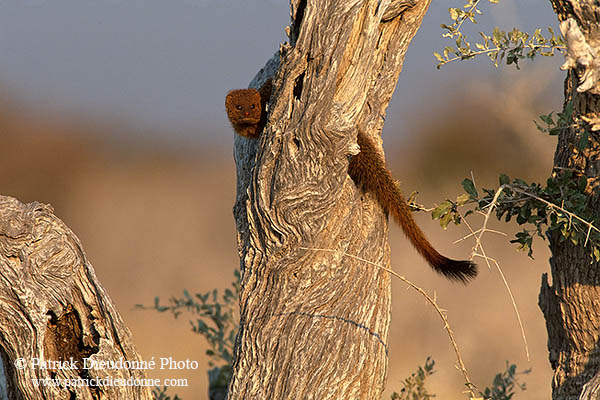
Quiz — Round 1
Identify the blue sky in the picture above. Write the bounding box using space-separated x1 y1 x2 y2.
0 0 562 145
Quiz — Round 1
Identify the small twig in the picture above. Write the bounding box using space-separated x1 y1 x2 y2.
408 200 435 213
451 0 481 36
462 187 504 272
493 254 531 361
439 44 565 66
585 223 593 247
552 166 581 173
465 185 531 361
470 171 477 189
454 228 507 244
458 211 495 270
299 246 478 398
474 185 508 266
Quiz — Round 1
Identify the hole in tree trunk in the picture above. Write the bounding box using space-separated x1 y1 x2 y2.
293 72 305 101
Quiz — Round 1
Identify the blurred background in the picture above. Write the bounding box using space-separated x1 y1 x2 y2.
0 0 563 398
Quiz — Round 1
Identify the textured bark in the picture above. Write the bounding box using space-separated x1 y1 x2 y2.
229 0 431 399
539 1 600 399
0 196 151 400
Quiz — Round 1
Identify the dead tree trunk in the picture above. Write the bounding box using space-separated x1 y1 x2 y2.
538 2 600 399
229 0 431 398
0 196 152 400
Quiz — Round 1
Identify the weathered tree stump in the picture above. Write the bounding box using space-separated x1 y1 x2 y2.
0 195 151 400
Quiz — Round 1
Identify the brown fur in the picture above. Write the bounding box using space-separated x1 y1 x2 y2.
225 79 273 138
224 80 477 283
348 132 477 283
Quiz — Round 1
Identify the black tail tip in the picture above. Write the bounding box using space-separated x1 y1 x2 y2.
436 259 478 284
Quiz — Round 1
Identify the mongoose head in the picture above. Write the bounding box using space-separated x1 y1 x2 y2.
225 89 262 125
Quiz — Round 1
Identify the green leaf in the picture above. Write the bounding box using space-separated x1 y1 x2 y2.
449 8 459 20
432 201 452 219
462 178 478 198
563 100 574 121
578 176 588 192
540 112 553 124
578 129 590 151
440 212 454 229
444 46 456 58
456 193 470 206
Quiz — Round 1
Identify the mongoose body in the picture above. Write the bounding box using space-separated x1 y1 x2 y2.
225 80 477 283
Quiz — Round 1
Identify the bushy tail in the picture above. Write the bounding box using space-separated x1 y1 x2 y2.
349 131 477 283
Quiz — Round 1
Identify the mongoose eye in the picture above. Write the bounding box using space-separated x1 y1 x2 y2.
236 105 242 110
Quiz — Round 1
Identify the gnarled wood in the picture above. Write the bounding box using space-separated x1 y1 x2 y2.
0 195 151 400
229 1 431 398
539 2 600 399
